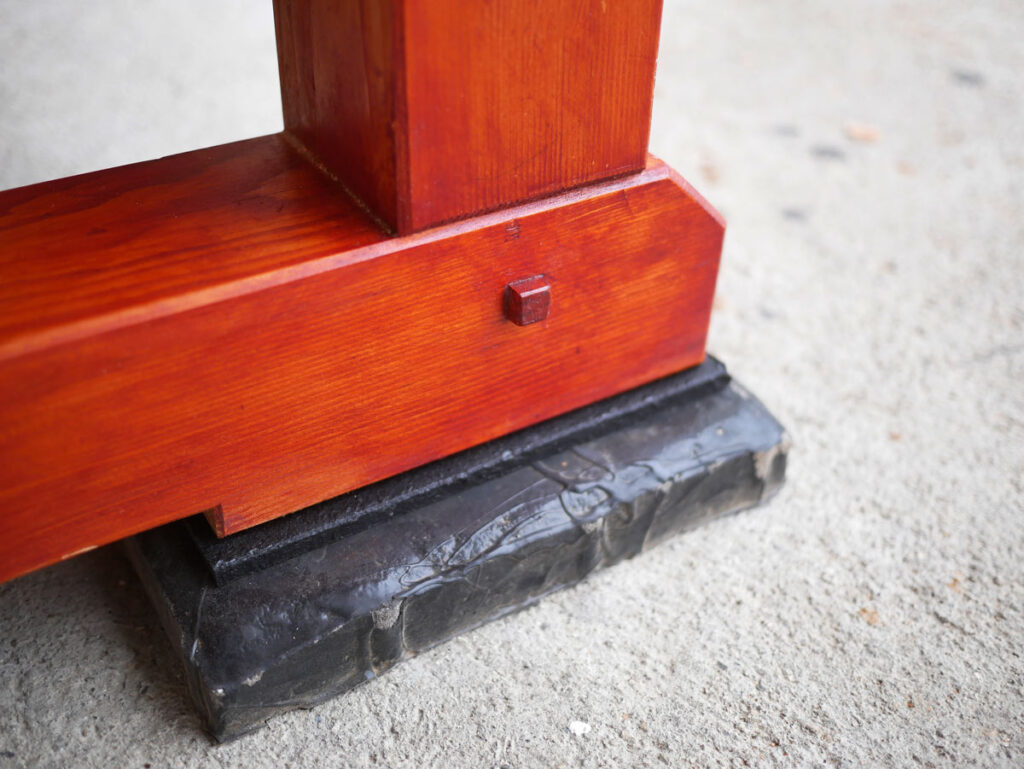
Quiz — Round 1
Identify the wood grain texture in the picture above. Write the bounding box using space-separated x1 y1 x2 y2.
0 142 722 583
273 0 400 229
0 134 386 357
274 0 664 233
505 275 551 326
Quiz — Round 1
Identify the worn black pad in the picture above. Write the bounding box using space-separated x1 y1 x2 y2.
126 359 788 740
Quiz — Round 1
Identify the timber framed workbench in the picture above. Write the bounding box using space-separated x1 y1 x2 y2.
0 0 725 581
0 0 786 736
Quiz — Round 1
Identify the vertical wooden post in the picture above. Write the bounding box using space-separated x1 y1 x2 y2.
273 0 664 233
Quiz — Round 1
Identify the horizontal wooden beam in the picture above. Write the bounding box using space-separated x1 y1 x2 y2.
0 135 383 354
0 134 722 583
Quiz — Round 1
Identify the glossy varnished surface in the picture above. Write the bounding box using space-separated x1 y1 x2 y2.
273 0 400 230
399 0 664 231
0 146 723 582
0 134 386 358
274 0 664 233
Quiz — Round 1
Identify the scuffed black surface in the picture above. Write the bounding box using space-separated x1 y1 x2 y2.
187 358 730 585
127 365 787 741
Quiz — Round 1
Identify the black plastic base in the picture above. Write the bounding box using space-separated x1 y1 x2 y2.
126 358 788 740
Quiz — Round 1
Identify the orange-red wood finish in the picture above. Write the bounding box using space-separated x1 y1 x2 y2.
274 0 664 233
505 275 552 326
0 138 723 583
0 136 383 351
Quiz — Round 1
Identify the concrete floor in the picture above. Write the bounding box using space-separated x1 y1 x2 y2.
1 0 1022 766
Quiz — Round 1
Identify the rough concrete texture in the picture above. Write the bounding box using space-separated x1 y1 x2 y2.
0 0 1021 766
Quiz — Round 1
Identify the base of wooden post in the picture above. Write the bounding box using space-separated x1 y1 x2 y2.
125 357 787 741
0 142 724 582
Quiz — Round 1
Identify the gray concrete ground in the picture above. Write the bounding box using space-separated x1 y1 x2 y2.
1 0 1021 766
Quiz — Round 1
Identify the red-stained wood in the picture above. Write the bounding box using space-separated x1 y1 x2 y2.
0 135 385 353
0 142 723 583
0 0 726 584
273 0 400 229
505 275 552 326
274 0 664 233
